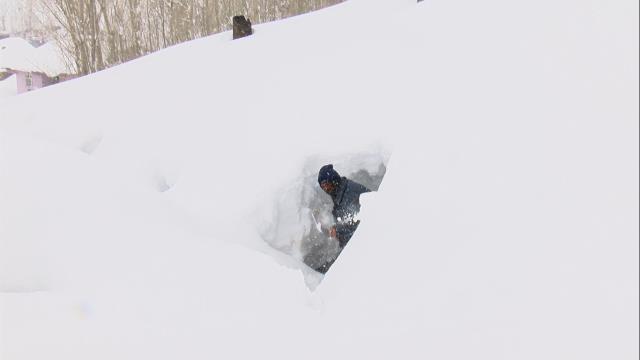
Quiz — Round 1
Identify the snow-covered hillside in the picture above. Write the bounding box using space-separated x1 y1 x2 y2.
1 0 638 359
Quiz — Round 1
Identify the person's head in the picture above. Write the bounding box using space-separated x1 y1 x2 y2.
318 164 341 195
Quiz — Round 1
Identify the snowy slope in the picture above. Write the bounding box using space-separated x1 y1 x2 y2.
0 75 16 98
1 0 638 359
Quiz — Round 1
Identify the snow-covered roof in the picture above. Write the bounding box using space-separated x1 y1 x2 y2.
0 74 17 98
0 37 71 76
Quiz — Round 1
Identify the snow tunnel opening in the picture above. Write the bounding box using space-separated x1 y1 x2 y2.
256 150 388 288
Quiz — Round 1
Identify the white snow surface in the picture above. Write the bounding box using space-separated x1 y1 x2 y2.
0 0 638 359
0 74 16 98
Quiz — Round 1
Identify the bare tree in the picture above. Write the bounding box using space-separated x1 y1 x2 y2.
40 0 345 75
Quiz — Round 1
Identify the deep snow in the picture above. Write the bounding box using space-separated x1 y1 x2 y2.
0 0 638 359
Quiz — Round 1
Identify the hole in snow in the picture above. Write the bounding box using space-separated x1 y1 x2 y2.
257 151 388 287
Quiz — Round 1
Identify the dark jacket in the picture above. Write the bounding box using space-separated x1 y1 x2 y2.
329 177 371 247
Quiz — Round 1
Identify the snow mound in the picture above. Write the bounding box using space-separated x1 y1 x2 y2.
0 0 637 359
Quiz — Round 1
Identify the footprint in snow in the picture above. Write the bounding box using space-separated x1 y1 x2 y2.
80 135 103 155
154 173 174 193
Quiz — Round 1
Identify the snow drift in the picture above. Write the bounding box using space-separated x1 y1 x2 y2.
0 0 638 359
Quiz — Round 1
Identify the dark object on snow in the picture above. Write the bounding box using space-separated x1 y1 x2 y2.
318 164 371 249
232 16 253 40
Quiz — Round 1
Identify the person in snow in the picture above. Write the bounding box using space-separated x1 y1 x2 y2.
317 164 371 249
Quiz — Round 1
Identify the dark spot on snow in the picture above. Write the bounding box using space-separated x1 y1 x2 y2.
80 135 103 155
232 15 253 40
155 173 175 193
